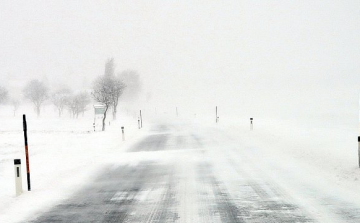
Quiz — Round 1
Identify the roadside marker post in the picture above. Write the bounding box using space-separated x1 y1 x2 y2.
23 114 31 191
250 118 253 131
121 126 125 141
138 118 140 129
140 110 143 128
358 136 360 168
216 106 218 123
358 93 360 167
14 159 22 196
215 106 217 123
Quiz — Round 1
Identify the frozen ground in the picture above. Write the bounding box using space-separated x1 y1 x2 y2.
1 107 360 222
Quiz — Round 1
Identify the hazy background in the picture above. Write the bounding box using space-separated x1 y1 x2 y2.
1 1 359 126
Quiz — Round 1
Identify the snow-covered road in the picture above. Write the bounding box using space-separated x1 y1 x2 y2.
27 122 360 222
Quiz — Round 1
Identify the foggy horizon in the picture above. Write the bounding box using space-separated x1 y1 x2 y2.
1 1 359 123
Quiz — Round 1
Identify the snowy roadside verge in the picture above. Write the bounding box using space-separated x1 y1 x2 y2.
0 115 149 223
211 117 360 190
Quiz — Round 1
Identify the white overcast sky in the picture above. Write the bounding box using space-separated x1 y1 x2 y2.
0 1 359 121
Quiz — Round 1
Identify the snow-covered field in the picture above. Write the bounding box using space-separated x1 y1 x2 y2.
1 105 360 222
217 117 359 186
0 106 145 223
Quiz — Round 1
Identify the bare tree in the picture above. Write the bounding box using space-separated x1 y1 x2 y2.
66 95 77 118
91 76 113 131
75 92 90 118
91 58 126 129
0 86 8 105
52 88 72 117
23 79 48 117
104 59 126 119
10 98 20 117
111 77 126 120
79 92 91 116
67 92 90 118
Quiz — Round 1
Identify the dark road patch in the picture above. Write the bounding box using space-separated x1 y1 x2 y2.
150 125 171 132
129 134 169 152
31 162 176 223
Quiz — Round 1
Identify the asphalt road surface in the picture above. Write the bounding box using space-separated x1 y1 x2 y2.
30 124 360 223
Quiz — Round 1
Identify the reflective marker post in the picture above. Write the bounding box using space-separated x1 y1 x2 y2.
140 110 143 128
14 159 22 196
23 115 31 191
121 126 125 141
216 106 218 123
358 136 360 168
138 118 140 129
250 118 253 131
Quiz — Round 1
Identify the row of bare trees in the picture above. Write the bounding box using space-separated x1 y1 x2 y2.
0 80 91 118
0 58 140 128
52 90 90 118
24 80 91 118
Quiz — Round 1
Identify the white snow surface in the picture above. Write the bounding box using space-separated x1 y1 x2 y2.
0 108 146 223
0 107 360 222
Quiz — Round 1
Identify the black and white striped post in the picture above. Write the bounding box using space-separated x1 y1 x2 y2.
121 126 125 141
250 118 253 131
14 159 22 196
23 114 31 191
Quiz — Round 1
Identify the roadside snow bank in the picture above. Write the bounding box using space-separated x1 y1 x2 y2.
0 114 146 223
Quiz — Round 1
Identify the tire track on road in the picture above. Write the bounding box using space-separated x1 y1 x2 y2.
224 149 314 223
145 167 178 222
197 162 245 223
